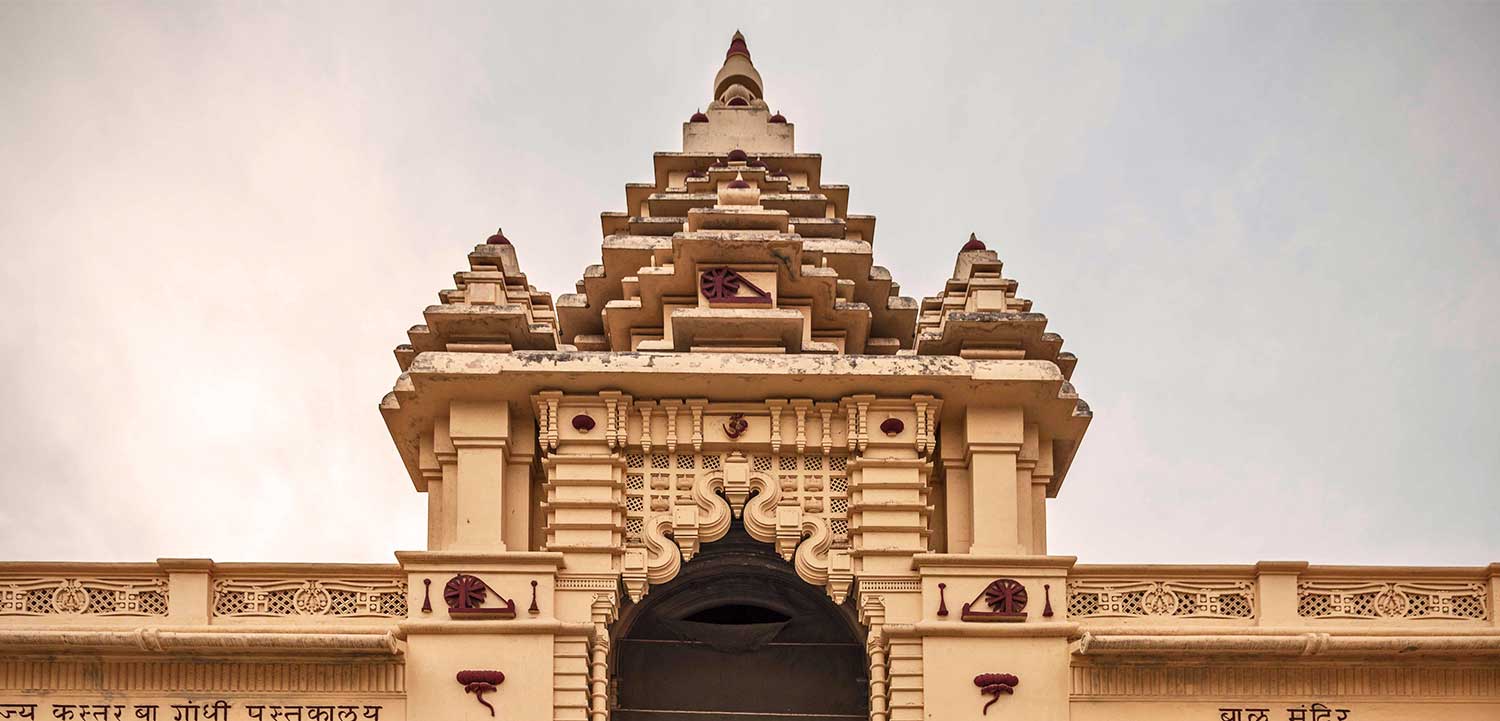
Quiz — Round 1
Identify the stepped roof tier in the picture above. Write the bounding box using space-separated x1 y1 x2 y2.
382 31 1091 489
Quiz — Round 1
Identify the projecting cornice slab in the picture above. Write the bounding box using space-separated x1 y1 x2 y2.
380 350 1090 490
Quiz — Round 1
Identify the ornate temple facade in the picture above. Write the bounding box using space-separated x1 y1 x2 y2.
2 32 1498 721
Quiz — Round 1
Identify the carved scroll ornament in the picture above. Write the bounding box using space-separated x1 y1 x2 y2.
622 450 853 604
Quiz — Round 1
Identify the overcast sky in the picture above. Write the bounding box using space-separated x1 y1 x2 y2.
2 2 1496 566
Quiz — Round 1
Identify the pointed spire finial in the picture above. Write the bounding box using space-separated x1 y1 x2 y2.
486 227 511 245
961 233 986 251
726 30 751 61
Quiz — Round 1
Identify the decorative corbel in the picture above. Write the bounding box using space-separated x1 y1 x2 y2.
720 452 752 517
854 397 872 453
791 400 810 454
913 396 930 455
617 394 632 448
819 405 835 455
688 399 706 452
661 400 680 453
766 399 786 454
543 393 562 451
827 548 853 605
671 505 700 562
924 400 941 455
600 392 622 449
774 506 802 561
622 548 650 603
534 392 563 452
636 402 655 454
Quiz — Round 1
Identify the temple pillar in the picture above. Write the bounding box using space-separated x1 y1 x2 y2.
848 395 933 576
449 400 512 551
537 391 627 578
964 405 1026 555
418 429 445 550
1032 434 1055 555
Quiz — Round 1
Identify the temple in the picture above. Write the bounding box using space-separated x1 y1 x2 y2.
2 32 1497 721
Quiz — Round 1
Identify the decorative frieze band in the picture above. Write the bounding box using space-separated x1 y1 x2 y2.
212 579 407 618
0 660 404 692
1067 579 1255 620
534 393 940 457
1297 581 1488 621
1071 662 1500 698
0 577 168 617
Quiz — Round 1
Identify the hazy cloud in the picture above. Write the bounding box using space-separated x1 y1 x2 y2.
2 1 1496 564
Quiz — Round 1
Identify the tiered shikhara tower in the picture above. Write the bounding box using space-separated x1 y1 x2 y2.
382 31 1091 719
3 31 1494 721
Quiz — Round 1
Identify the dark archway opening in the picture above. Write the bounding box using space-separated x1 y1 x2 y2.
612 526 869 720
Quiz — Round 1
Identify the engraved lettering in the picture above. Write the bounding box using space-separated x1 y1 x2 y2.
0 705 37 721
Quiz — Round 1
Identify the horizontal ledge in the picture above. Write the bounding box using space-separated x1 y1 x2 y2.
397 619 594 637
884 621 1079 638
1074 632 1500 657
395 550 565 567
406 351 1066 383
1071 561 1500 578
912 554 1080 571
1077 625 1500 637
0 629 402 656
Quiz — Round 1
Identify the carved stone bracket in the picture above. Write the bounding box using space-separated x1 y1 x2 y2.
538 391 939 606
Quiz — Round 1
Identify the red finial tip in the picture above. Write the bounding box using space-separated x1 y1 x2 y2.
961 233 986 251
768 110 787 123
486 227 511 245
726 31 750 61
690 109 709 123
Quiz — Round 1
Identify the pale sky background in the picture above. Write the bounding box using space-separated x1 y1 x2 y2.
1 2 1496 566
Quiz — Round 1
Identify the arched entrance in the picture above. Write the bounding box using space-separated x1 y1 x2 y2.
611 527 870 720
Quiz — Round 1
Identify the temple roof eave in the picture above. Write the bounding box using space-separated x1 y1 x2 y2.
381 350 1091 491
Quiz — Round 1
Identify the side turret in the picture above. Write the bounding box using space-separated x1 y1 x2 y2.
915 234 1078 380
394 228 565 371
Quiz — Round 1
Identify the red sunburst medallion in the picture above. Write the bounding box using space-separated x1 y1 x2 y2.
984 579 1028 614
700 267 742 300
444 574 488 610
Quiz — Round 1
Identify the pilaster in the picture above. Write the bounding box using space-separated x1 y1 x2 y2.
964 405 1026 555
156 558 213 626
1255 560 1310 626
848 395 935 577
449 400 513 551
